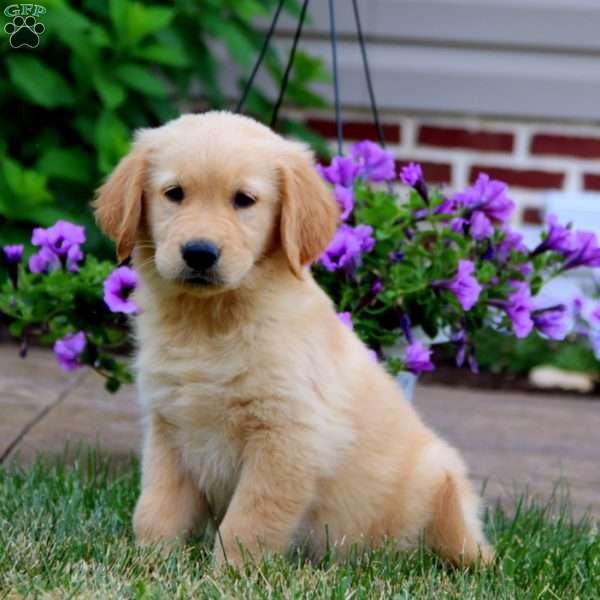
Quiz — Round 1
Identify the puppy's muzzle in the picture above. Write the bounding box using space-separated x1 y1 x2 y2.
181 239 220 272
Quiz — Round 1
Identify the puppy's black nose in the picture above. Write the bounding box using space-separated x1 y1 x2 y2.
181 240 220 271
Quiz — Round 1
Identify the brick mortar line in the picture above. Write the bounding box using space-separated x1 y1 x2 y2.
0 371 89 464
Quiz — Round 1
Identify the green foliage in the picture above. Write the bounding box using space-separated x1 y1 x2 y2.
1 452 598 598
475 327 600 376
0 0 327 253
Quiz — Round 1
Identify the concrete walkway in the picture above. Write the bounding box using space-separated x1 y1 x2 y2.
1 345 598 518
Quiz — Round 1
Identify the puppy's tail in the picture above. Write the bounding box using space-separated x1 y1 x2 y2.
425 473 494 566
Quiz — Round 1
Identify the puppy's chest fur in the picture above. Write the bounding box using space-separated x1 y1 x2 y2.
138 322 281 515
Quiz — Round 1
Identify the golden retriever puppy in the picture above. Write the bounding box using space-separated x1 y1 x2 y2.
94 111 492 568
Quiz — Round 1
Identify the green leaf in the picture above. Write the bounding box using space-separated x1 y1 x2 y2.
133 43 189 67
6 56 76 109
114 63 168 97
95 112 130 174
93 69 127 109
37 148 94 184
110 0 175 47
211 21 256 69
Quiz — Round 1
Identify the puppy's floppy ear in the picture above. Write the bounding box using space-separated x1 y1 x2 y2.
279 143 339 278
93 139 147 262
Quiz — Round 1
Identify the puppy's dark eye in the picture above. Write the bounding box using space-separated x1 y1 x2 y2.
165 186 184 203
233 191 256 209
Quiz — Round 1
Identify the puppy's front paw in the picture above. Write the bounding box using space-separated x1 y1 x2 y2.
133 490 193 547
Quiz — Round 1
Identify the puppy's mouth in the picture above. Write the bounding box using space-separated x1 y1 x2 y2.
178 270 224 287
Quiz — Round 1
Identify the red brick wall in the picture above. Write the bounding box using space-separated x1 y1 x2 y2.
304 112 600 226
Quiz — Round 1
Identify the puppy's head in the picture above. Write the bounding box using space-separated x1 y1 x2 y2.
94 112 338 293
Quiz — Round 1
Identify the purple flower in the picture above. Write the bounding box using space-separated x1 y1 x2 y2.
53 331 86 372
66 244 84 272
532 304 569 340
371 279 383 294
400 162 423 187
28 246 60 273
388 251 405 262
318 157 360 188
350 141 396 182
334 185 354 221
320 224 375 273
32 220 85 257
497 228 528 260
562 231 600 270
454 173 515 223
404 340 434 374
337 311 353 329
592 305 600 322
533 214 575 255
503 281 535 338
437 260 482 311
589 331 600 360
103 266 139 314
470 211 493 241
434 198 456 215
3 244 23 264
519 262 533 276
450 217 468 234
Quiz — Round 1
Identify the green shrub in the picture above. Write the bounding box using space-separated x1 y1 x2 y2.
0 0 328 254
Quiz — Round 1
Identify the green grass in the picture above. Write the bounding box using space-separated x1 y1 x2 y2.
0 452 598 599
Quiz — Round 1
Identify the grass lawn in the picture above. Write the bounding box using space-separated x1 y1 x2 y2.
0 452 598 599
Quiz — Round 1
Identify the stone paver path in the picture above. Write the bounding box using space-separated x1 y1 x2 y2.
1 345 598 518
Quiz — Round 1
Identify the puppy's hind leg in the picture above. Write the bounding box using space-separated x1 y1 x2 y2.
424 472 494 566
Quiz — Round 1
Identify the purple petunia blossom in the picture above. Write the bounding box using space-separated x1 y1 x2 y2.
388 251 405 262
497 228 528 261
400 162 423 187
519 263 533 276
28 246 60 273
503 281 535 338
103 266 139 314
470 211 493 241
334 185 354 221
450 217 468 234
337 311 353 329
3 244 23 264
434 198 456 215
454 173 515 223
53 331 86 372
533 214 575 256
371 279 383 294
32 220 85 257
590 331 600 360
320 224 375 273
318 156 360 188
404 340 434 374
350 141 396 182
66 244 84 272
532 304 569 340
562 231 600 270
437 260 482 311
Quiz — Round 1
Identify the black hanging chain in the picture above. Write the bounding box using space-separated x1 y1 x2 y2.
328 0 343 156
352 0 386 148
269 0 311 128
236 0 385 155
235 0 286 115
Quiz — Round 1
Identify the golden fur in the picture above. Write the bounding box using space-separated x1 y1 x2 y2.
94 111 492 567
